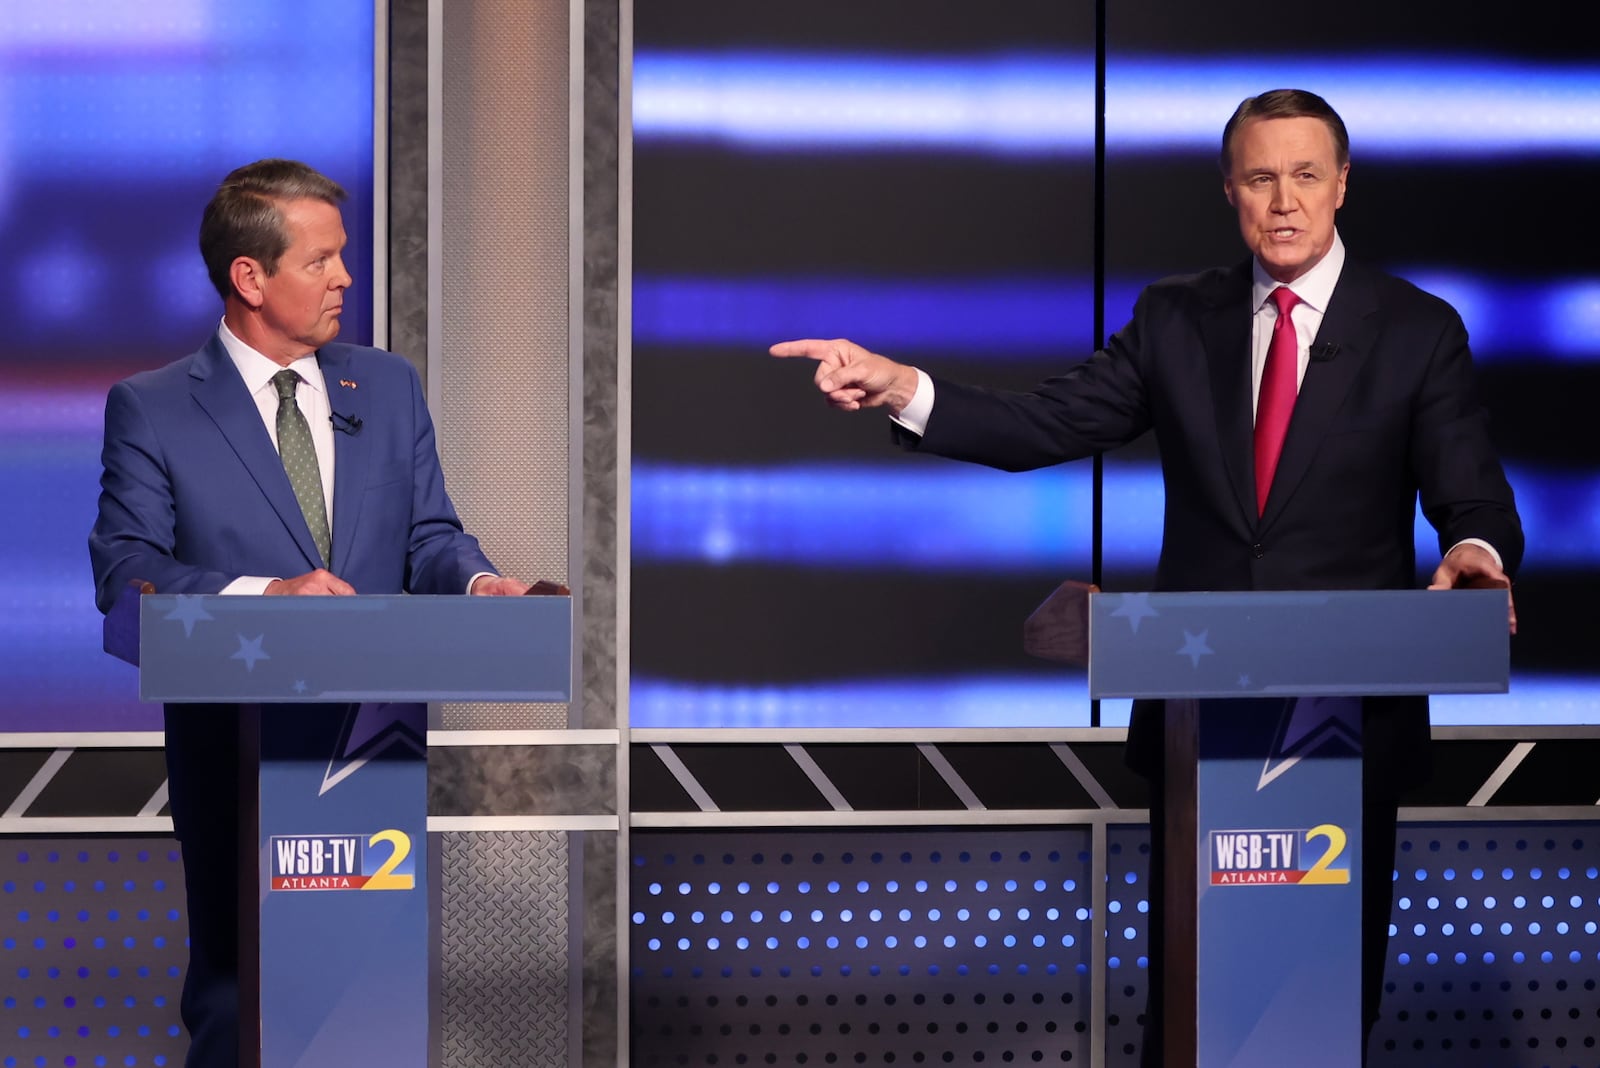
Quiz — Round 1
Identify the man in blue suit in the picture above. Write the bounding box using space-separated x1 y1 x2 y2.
89 159 531 1067
772 91 1521 1064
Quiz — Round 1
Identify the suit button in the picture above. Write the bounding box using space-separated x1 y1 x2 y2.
1252 543 1265 559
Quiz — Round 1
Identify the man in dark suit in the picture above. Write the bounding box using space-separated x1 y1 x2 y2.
89 159 532 1067
771 90 1521 1063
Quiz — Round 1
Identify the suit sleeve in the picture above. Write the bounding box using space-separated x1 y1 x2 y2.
913 295 1154 472
1408 309 1524 578
398 361 499 595
88 381 235 613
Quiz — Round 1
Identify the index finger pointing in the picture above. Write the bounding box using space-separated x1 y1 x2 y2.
769 339 835 361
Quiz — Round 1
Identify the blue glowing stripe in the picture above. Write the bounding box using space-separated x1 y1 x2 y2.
629 673 1600 729
635 275 1600 361
633 462 1091 570
637 277 1095 353
634 53 1600 157
632 462 1577 572
631 673 1089 728
634 54 1095 153
4 67 374 171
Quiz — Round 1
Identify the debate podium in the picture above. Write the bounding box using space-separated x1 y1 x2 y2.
112 592 572 1068
1087 589 1509 1068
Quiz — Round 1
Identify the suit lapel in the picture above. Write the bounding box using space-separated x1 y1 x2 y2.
321 347 373 574
1202 264 1258 525
1259 262 1382 527
188 336 324 569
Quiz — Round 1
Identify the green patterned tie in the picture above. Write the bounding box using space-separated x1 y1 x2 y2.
271 369 332 567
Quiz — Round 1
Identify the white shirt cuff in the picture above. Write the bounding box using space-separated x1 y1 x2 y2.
220 576 277 596
889 367 935 437
1447 538 1503 572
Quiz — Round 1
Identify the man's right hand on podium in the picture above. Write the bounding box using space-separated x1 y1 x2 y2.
264 569 357 596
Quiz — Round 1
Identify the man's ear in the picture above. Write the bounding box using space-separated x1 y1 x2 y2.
1223 177 1236 207
229 256 267 309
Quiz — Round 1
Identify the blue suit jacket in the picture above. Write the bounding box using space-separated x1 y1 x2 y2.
88 335 499 1068
90 335 495 608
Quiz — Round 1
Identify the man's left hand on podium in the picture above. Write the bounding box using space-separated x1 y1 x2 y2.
470 575 532 596
1428 542 1516 634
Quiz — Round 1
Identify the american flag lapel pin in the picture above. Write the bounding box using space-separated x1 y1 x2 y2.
339 379 357 389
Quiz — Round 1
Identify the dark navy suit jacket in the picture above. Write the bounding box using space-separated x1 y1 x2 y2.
907 258 1523 781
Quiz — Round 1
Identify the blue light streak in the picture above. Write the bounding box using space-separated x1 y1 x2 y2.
633 462 1579 572
631 673 1089 729
633 462 1090 571
634 53 1600 157
636 275 1600 361
629 673 1600 729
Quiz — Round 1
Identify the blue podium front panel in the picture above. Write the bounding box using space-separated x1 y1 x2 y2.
127 595 572 1067
1088 589 1509 699
1196 698 1363 1067
138 595 573 703
257 704 428 1068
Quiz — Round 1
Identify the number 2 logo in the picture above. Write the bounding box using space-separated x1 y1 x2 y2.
1300 824 1351 885
361 829 415 890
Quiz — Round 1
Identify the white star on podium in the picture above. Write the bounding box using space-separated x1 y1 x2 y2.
230 634 270 672
1176 629 1213 667
165 596 214 637
1111 592 1160 633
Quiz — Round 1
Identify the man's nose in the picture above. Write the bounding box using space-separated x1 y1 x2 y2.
331 256 353 289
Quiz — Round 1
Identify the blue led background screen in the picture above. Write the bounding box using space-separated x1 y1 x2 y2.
632 1 1099 728
0 4 376 731
631 2 1600 727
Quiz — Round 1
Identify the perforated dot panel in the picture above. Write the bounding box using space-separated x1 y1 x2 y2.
1374 823 1600 1065
0 841 187 1067
1103 827 1153 1067
631 830 1096 1065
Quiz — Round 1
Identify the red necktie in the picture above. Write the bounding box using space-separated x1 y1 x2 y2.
1253 286 1301 516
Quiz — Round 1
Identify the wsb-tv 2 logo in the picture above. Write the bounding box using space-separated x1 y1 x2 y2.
269 830 415 891
1209 824 1351 886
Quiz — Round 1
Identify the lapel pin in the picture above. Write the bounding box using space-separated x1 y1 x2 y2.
339 379 358 389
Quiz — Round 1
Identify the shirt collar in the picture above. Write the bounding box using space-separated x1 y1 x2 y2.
1251 230 1345 315
217 319 325 396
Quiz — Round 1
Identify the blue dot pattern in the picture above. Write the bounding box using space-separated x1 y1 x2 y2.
1374 824 1600 1065
1 841 186 1066
630 830 1095 1064
1105 826 1154 1065
272 369 331 568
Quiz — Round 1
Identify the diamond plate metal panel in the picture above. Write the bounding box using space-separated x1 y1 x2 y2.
440 831 571 1068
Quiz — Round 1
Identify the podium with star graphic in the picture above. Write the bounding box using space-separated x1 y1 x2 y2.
132 593 572 1068
1089 589 1509 1068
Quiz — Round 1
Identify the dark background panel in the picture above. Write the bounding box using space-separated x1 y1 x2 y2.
635 151 1095 275
1105 0 1593 58
630 567 1074 682
636 0 1095 52
635 346 1098 464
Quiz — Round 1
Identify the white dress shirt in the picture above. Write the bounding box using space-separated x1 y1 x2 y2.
216 322 335 595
